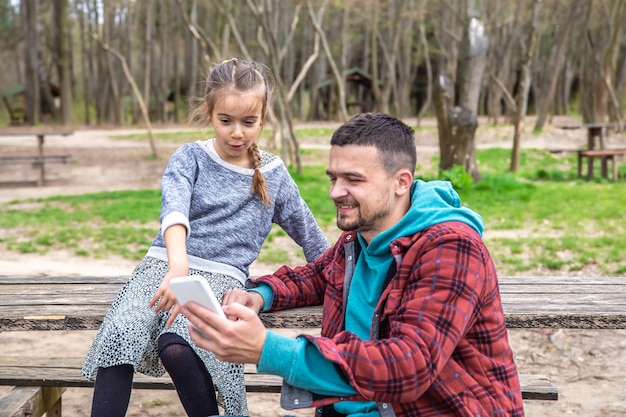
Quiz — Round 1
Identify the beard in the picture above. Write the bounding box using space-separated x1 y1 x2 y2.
335 198 391 233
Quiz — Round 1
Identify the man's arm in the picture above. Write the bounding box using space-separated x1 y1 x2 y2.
183 300 357 398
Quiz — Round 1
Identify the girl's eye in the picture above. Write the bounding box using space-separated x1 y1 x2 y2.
220 119 230 124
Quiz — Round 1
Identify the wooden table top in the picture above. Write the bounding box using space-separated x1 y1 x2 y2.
0 275 624 331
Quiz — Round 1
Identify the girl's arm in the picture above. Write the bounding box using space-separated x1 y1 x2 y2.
150 224 189 326
272 168 329 262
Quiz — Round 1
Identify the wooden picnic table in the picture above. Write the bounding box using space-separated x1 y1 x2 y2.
556 121 626 150
0 274 624 331
0 130 73 186
5 273 623 414
556 122 626 179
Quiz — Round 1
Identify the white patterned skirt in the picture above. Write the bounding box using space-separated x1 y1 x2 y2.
82 256 248 415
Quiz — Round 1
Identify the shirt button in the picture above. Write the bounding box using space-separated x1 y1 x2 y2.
293 399 299 405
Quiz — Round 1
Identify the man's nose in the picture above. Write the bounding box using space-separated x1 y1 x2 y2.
329 180 348 200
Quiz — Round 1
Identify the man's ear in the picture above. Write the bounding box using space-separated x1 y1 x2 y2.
395 169 414 197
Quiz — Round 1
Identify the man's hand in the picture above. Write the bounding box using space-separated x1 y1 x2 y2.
222 288 264 313
183 301 267 364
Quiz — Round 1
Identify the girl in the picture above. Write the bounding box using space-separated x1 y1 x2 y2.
82 58 329 417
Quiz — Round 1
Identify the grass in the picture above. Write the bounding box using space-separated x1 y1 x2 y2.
1 147 625 275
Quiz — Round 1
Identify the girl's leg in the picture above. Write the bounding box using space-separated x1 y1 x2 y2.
90 364 134 417
158 333 219 417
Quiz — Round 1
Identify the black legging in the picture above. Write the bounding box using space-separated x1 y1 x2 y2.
90 333 218 417
158 333 219 417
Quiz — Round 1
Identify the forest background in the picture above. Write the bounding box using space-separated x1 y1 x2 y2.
1 0 626 178
1 1 626 416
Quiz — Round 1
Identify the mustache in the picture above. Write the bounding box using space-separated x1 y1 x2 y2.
333 198 358 207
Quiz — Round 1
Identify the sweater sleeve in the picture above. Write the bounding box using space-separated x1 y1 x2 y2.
159 144 198 235
272 164 329 262
258 331 357 397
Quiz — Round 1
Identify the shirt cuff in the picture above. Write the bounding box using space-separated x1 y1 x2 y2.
257 330 300 379
248 283 274 312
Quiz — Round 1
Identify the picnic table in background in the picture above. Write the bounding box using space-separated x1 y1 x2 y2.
0 130 73 186
556 122 626 180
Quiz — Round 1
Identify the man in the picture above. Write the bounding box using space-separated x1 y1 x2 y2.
181 112 524 417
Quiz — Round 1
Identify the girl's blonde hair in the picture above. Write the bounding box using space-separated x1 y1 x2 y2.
190 58 275 206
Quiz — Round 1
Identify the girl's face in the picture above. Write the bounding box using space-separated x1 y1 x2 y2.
209 91 265 168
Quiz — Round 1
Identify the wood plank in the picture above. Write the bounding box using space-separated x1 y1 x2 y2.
0 357 555 400
0 386 65 417
1 275 625 330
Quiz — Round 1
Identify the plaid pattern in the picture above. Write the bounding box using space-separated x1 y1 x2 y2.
254 222 524 417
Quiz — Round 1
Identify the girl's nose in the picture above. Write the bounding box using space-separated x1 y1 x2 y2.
231 124 243 138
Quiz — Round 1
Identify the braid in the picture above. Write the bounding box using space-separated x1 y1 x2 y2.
249 143 270 206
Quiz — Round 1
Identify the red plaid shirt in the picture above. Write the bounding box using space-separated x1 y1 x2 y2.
253 221 524 417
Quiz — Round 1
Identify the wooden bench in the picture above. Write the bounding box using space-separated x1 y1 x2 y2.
4 274 625 415
0 131 73 186
577 148 626 180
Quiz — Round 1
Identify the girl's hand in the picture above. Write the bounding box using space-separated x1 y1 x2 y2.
149 270 186 326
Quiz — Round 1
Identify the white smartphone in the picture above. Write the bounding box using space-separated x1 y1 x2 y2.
169 275 226 319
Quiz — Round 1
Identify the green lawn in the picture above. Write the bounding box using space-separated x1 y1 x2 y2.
1 147 624 275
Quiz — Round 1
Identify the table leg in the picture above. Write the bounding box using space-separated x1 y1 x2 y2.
601 156 608 179
587 154 594 179
611 156 618 181
36 134 44 186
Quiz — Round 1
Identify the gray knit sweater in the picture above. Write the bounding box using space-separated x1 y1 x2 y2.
146 139 329 284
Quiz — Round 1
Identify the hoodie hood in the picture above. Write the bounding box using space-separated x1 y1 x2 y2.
407 179 484 236
370 180 484 255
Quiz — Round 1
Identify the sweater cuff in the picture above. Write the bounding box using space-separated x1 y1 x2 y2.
161 212 190 238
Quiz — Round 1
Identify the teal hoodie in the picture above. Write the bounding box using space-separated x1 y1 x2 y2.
256 180 485 416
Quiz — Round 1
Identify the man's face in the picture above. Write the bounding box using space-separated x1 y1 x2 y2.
326 144 397 242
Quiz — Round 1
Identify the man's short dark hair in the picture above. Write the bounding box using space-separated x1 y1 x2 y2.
330 112 416 175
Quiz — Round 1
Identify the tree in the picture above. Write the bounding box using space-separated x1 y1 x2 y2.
433 0 488 181
93 33 158 159
53 0 73 124
509 0 541 173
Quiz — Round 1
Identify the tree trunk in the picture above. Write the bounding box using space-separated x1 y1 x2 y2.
75 0 91 125
54 0 73 125
94 34 158 159
143 1 153 121
510 0 541 173
22 0 40 125
446 4 488 181
415 0 433 125
533 1 580 131
307 0 349 122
